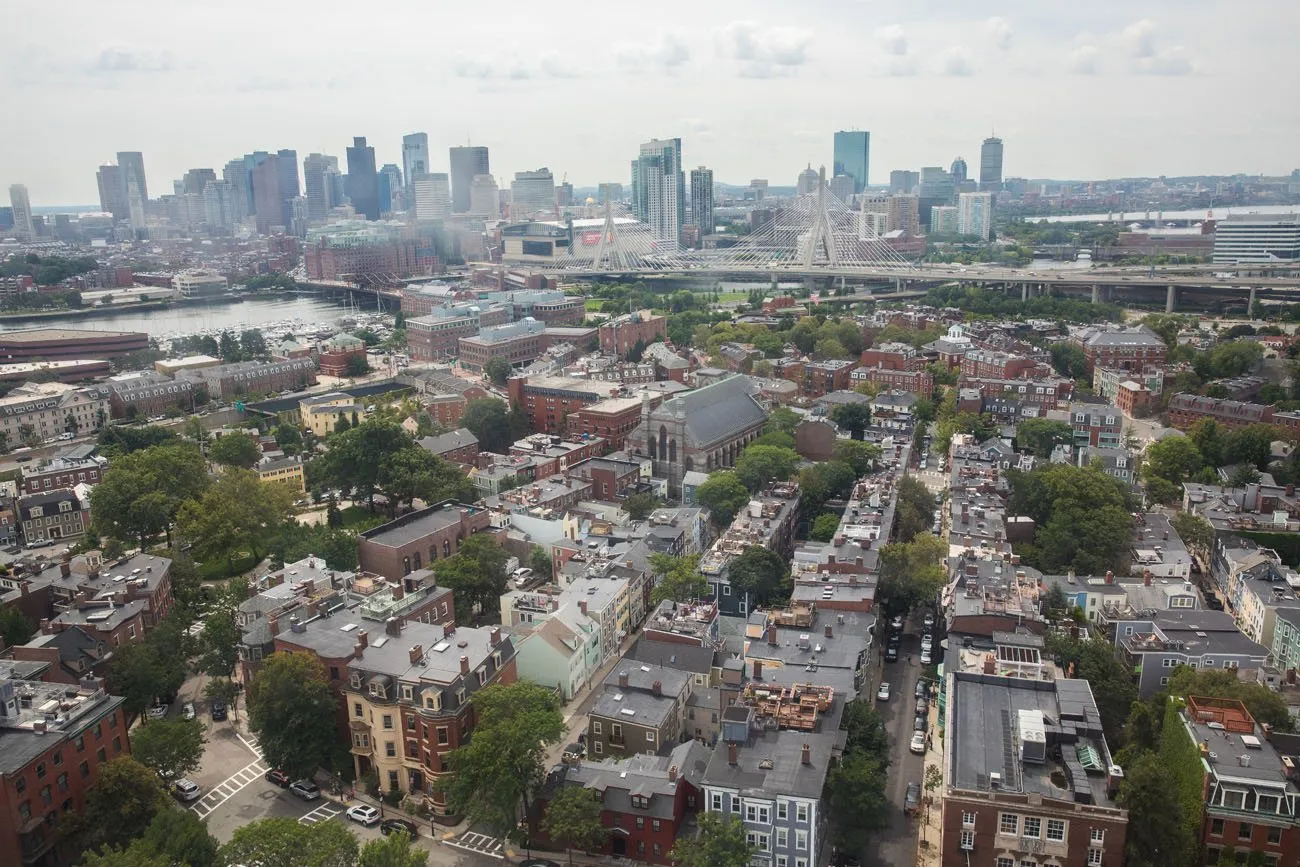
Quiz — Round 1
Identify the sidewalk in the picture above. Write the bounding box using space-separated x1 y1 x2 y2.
914 700 944 867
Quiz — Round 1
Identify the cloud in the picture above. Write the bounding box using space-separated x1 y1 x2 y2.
1135 46 1194 76
615 33 691 72
873 25 908 56
1118 20 1195 75
939 46 976 76
88 47 174 73
1069 45 1100 74
451 53 583 82
985 17 1013 51
715 21 813 78
1121 19 1158 58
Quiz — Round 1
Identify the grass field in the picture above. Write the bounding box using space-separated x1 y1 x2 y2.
197 552 257 581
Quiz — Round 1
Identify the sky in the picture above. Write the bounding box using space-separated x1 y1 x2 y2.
2 0 1296 206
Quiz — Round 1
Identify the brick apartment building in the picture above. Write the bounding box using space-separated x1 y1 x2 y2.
21 455 106 495
317 334 367 377
417 429 480 465
959 376 1073 410
406 304 512 363
1072 405 1123 448
959 349 1045 381
106 373 199 419
425 393 468 428
599 310 668 357
357 501 495 580
572 395 663 451
1167 393 1276 430
772 358 858 398
859 341 925 371
851 366 934 395
507 375 623 434
566 456 642 501
1076 325 1167 374
457 319 546 372
178 357 317 399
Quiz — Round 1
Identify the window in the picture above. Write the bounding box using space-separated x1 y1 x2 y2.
1239 823 1253 842
1022 817 1041 839
113 737 121 753
1268 826 1283 845
18 801 30 820
1258 794 1280 814
52 752 61 766
795 830 808 851
383 715 394 730
999 814 1019 836
777 858 788 867
1091 828 1105 844
385 742 396 758
354 702 364 718
777 829 788 847
96 747 105 762
401 686 413 702
611 724 622 741
646 731 655 742
711 793 723 811
730 795 740 812
636 817 644 829
960 830 974 850
1047 819 1066 842
79 761 89 779
1087 849 1103 866
437 727 449 745
962 811 976 828
15 776 25 794
997 859 1014 867
652 819 661 832
40 786 51 805
795 860 807 867
350 673 362 689
777 801 788 820
1159 676 1169 686
745 832 770 852
592 721 602 735
795 803 808 822
36 762 46 779
1021 861 1037 867
592 741 602 755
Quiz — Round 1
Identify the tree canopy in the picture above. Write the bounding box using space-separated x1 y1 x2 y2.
1008 463 1134 574
432 534 511 623
91 443 210 546
208 432 261 468
62 757 170 853
461 398 527 453
648 553 710 604
218 816 358 867
176 467 295 568
694 471 750 527
829 403 872 439
877 533 947 617
1015 418 1074 458
892 475 934 543
669 812 754 867
358 831 428 867
246 652 338 780
726 546 789 606
541 786 607 866
131 718 206 781
483 356 514 388
733 445 799 492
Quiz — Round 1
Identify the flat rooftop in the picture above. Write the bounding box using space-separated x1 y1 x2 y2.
0 328 143 342
359 503 481 548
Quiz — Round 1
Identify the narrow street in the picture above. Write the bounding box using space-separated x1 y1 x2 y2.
864 631 926 867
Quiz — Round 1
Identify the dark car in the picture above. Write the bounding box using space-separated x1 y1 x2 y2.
210 700 228 721
915 697 929 715
915 679 929 699
884 645 899 663
913 714 927 732
265 769 291 788
380 818 419 838
904 781 921 816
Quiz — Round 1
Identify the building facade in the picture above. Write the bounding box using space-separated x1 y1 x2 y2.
357 502 494 580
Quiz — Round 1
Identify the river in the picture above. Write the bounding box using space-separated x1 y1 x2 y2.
0 295 375 338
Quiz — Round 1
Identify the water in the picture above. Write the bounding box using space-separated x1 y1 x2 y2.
0 295 372 338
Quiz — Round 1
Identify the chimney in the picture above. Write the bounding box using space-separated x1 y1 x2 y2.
752 660 763 680
490 626 501 647
409 644 424 665
827 554 835 564
33 720 46 734
668 765 678 783
269 616 280 636
1011 553 1020 566
652 680 662 696
39 618 51 635
983 654 996 674
1105 570 1113 585
579 600 588 616
824 624 833 639
1289 485 1296 498
460 655 470 675
618 671 629 689
307 600 318 619
855 556 863 568
385 616 402 637
767 624 778 646
353 641 364 659
357 630 368 648
801 743 811 765
1144 570 1152 587
728 742 738 765
60 561 70 577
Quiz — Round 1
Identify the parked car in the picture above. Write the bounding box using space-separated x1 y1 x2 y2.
289 780 320 801
884 645 899 663
147 703 168 720
909 731 927 755
562 742 586 762
347 805 381 826
890 614 904 630
920 648 933 665
181 703 196 721
923 613 935 629
876 682 891 702
920 635 933 651
380 818 419 838
174 779 201 802
904 781 922 815
210 700 228 721
913 715 927 732
916 697 929 715
915 679 929 699
265 769 291 788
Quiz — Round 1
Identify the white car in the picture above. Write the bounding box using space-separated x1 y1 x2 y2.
347 804 381 826
147 703 168 720
174 779 201 801
920 648 933 665
920 635 933 651
876 682 891 702
181 703 196 721
909 731 927 755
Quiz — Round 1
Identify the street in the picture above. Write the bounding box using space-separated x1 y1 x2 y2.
864 629 926 867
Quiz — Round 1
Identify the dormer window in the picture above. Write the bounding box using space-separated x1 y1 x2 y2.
350 673 362 689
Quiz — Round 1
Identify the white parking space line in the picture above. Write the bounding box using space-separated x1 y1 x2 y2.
190 759 268 819
444 830 506 860
299 802 345 825
237 731 263 760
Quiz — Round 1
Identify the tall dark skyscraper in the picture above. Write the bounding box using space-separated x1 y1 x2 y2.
115 151 149 203
182 168 217 196
980 137 1004 191
346 137 380 220
96 165 126 219
832 130 870 194
276 149 300 228
251 154 285 234
449 146 489 214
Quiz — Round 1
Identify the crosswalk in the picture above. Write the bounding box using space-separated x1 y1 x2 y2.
299 801 345 825
190 759 269 819
445 830 506 860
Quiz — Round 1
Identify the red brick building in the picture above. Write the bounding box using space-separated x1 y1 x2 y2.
20 456 105 495
0 328 149 362
958 376 1073 410
457 319 546 372
317 334 367 377
509 434 607 477
1076 325 1167 374
772 358 857 398
304 240 439 282
425 393 468 428
0 677 131 867
599 310 668 357
357 501 495 580
959 349 1044 381
1115 380 1153 416
761 295 797 314
507 375 622 434
859 342 924 371
407 305 512 363
850 366 934 395
1167 393 1275 430
566 456 642 501
417 429 480 466
572 395 661 451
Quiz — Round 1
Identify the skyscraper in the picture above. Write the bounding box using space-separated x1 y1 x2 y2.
832 130 870 194
449 146 489 214
402 133 430 191
8 185 33 241
414 174 451 221
276 149 300 228
203 180 238 232
96 165 126 219
346 137 380 220
182 168 217 196
958 191 993 240
689 167 714 235
222 157 252 218
468 174 499 218
510 169 556 217
251 154 285 234
980 137 1004 191
632 138 684 246
302 153 333 221
116 151 149 204
378 164 403 214
889 170 919 195
950 157 968 185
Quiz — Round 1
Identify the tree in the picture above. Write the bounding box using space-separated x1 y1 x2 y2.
1048 342 1088 379
91 443 209 546
204 677 241 720
877 533 947 617
1171 511 1214 559
246 653 338 780
1015 418 1074 458
484 355 514 388
810 513 840 542
826 750 890 851
446 682 565 835
198 581 244 678
530 545 553 579
892 475 935 543
375 446 476 518
462 398 521 453
1187 419 1227 467
733 445 799 492
541 786 607 866
62 757 170 852
649 553 710 604
1223 424 1276 470
132 718 206 780
764 407 800 437
109 641 177 718
1165 666 1292 730
358 830 428 867
218 816 359 867
830 403 873 440
726 546 789 606
177 468 295 568
695 471 751 527
1008 463 1135 575
81 845 170 867
208 432 261 468
840 700 890 758
274 423 303 456
622 492 660 521
316 419 414 512
1119 752 1198 867
135 797 220 867
831 439 881 476
1045 635 1137 745
345 355 371 377
669 812 754 867
0 607 34 648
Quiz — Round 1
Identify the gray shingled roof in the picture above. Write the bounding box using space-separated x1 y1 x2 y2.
659 375 767 447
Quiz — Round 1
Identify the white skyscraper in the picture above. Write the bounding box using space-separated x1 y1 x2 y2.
957 191 993 241
8 184 34 240
469 174 499 218
402 133 430 191
633 138 684 247
510 169 556 217
414 174 451 221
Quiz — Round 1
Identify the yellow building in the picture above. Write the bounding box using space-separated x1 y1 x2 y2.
256 456 306 492
299 392 367 437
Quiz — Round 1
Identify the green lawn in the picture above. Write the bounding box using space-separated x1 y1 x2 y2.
716 291 748 303
584 299 605 312
338 504 386 531
196 552 258 582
